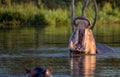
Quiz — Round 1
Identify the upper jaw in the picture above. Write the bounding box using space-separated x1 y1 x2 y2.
78 27 85 34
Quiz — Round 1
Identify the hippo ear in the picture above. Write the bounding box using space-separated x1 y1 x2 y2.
25 68 31 73
45 67 53 76
47 67 53 73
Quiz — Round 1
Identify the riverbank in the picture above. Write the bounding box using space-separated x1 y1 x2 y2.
0 3 120 28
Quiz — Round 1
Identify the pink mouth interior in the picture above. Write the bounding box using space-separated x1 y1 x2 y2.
74 29 85 51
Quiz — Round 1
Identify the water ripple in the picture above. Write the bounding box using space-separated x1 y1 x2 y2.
25 47 68 51
0 53 69 58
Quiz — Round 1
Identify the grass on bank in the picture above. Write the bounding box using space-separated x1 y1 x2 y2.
0 2 120 28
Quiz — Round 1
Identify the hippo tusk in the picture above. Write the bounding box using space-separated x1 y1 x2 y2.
82 0 89 17
81 0 98 30
90 0 98 30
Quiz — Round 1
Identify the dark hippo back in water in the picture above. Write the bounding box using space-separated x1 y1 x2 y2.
96 43 114 54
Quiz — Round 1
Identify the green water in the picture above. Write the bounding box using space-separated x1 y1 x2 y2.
0 24 120 77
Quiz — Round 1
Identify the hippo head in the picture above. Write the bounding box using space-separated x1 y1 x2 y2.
70 16 91 51
25 67 52 77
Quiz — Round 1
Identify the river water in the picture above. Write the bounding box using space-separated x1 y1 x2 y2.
0 24 120 77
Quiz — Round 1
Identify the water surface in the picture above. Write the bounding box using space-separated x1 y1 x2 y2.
0 24 120 77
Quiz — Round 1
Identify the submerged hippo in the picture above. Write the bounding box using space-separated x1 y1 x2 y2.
69 16 113 54
25 67 52 77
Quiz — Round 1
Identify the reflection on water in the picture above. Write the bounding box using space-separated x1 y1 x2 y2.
0 24 120 77
93 24 120 47
70 55 96 77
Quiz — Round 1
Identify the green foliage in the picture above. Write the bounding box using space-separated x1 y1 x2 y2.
0 3 48 27
98 2 120 23
75 1 120 24
45 8 69 25
30 14 46 25
103 2 112 13
0 1 120 28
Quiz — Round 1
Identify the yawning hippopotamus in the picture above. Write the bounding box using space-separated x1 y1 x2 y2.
69 16 113 54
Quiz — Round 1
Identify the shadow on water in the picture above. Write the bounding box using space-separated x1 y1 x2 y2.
0 24 119 77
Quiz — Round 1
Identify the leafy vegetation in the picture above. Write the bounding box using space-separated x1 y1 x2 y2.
0 0 120 28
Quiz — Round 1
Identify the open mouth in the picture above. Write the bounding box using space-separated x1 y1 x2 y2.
74 29 85 51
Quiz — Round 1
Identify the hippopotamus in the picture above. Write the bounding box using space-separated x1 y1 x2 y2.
69 16 113 54
25 67 52 77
